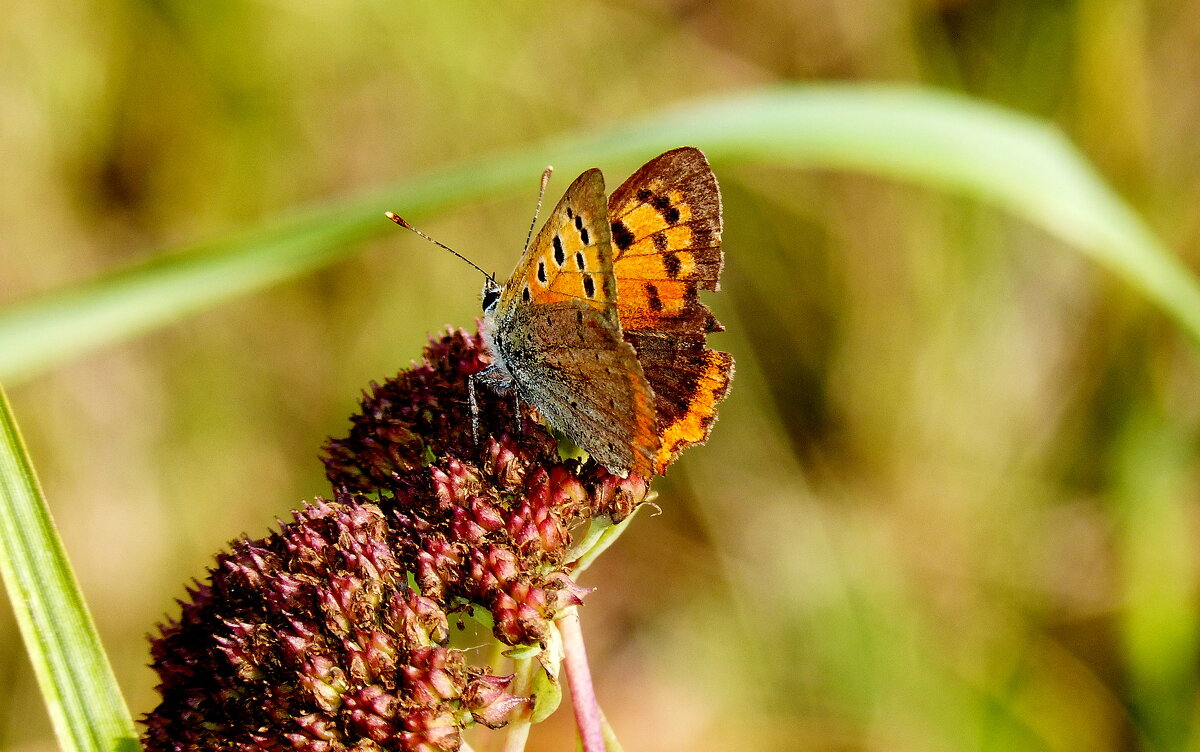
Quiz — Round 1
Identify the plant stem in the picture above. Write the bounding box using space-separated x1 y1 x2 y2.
599 708 626 752
556 608 604 752
500 657 535 752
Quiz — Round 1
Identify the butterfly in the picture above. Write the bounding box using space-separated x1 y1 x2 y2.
392 147 732 478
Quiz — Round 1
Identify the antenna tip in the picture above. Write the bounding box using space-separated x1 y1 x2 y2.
384 211 411 228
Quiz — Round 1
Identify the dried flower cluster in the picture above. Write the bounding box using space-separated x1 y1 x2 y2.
144 330 648 751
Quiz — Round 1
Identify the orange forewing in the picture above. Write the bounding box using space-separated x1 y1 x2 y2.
503 169 616 312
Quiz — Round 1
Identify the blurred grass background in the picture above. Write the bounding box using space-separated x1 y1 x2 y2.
3 1 1200 750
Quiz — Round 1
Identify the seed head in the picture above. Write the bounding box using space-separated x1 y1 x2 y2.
144 329 649 750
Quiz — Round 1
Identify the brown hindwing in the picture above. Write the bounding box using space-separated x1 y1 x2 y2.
609 147 733 473
500 301 658 478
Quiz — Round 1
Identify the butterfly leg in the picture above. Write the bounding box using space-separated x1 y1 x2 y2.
468 367 491 444
511 391 523 433
469 365 524 441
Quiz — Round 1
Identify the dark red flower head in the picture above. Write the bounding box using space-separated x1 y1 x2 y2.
144 329 648 751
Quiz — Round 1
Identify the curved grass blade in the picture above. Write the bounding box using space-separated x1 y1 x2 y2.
2 84 1197 382
0 386 141 751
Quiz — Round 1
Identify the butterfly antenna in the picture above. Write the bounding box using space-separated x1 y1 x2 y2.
384 212 494 283
523 166 554 253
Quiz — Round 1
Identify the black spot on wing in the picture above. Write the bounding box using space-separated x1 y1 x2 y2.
537 261 547 284
553 236 565 266
650 195 680 224
647 283 663 311
574 214 589 245
636 188 653 202
611 220 634 251
663 253 681 278
652 233 668 252
522 286 531 303
583 274 595 298
575 251 585 270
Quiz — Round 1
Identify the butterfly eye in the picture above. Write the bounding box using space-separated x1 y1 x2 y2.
481 287 500 312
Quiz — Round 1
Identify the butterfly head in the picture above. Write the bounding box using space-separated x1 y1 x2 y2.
481 277 502 316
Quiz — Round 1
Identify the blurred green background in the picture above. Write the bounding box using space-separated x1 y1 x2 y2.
4 1 1200 750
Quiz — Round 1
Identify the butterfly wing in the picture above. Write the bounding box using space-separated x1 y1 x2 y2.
608 147 733 474
500 301 658 478
494 167 659 478
499 168 617 316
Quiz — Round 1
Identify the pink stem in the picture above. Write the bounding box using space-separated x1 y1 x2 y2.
556 609 605 752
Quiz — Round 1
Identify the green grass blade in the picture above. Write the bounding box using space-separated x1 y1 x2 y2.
1112 408 1200 751
0 386 141 752
685 86 1200 334
2 84 1197 382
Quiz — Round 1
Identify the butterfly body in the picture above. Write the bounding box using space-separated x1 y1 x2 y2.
478 148 731 478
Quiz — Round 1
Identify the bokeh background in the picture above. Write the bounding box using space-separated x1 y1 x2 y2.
4 1 1200 750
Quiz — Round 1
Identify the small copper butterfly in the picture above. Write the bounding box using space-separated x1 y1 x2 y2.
390 147 732 478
